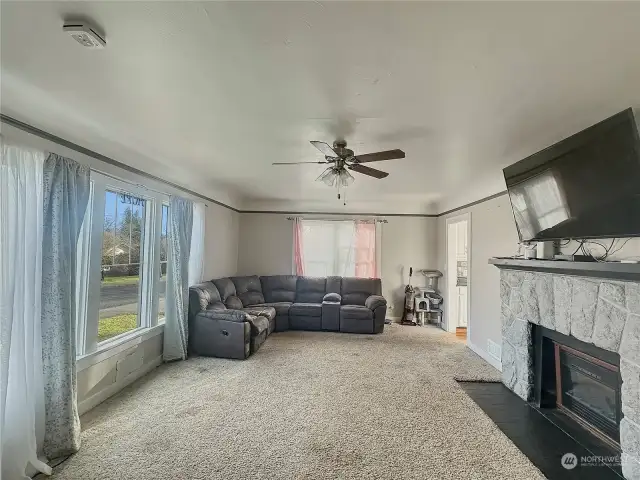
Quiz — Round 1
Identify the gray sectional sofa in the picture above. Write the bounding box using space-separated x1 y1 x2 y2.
188 275 387 359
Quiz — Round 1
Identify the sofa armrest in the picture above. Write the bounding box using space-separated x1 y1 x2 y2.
323 292 341 303
365 295 387 311
196 309 250 323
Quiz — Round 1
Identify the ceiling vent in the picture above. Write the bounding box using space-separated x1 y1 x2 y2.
63 22 106 49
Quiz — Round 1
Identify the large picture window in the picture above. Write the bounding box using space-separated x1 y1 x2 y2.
299 220 379 278
76 172 170 356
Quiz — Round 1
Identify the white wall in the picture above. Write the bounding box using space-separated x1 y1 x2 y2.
437 194 519 369
237 213 439 316
77 334 162 414
203 204 240 280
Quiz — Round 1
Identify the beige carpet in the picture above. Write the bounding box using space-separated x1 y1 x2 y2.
52 325 544 480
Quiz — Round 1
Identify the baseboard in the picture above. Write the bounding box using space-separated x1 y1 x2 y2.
387 316 401 323
78 355 162 415
467 341 502 372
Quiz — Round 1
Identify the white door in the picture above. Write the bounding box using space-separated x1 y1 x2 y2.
446 215 470 333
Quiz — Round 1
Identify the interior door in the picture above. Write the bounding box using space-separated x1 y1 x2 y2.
446 217 469 332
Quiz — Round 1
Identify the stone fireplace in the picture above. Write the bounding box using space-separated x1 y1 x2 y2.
492 259 640 479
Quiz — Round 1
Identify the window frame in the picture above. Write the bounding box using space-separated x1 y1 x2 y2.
157 202 170 324
76 172 170 357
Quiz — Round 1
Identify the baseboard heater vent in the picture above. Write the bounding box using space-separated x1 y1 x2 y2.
487 339 502 362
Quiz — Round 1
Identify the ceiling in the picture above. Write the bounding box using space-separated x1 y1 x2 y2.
2 1 640 214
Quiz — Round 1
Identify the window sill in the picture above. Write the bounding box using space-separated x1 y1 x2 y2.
77 324 164 372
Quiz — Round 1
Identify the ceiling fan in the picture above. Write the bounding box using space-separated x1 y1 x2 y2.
272 140 405 199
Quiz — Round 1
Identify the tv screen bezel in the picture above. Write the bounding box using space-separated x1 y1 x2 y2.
502 108 640 243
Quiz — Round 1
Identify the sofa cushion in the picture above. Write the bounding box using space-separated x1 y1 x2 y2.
246 314 269 336
258 302 293 317
231 275 265 306
326 276 342 295
225 295 244 310
260 275 297 303
242 306 276 322
296 276 327 304
340 304 374 320
341 278 382 306
206 301 226 311
213 278 237 303
189 281 221 310
289 303 322 317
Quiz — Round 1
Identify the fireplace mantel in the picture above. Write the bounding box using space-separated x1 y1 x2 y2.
490 257 640 282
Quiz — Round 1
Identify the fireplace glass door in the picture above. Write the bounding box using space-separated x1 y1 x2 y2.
555 343 621 443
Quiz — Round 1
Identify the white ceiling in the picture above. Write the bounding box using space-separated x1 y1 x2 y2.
2 1 640 214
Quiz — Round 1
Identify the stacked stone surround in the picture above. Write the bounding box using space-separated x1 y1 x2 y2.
499 269 640 479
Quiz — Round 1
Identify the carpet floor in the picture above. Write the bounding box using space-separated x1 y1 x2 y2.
52 325 544 480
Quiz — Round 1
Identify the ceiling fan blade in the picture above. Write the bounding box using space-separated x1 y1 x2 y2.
354 149 405 163
272 161 328 165
310 141 340 158
348 163 389 179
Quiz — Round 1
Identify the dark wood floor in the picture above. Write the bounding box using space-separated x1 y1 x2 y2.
458 382 623 479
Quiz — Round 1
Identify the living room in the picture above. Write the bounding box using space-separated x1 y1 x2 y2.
2 2 640 480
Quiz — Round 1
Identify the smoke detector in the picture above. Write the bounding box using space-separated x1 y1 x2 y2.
63 22 106 49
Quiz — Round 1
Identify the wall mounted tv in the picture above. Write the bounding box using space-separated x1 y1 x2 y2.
503 108 640 242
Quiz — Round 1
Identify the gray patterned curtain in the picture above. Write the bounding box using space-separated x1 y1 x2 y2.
163 196 194 361
41 153 90 458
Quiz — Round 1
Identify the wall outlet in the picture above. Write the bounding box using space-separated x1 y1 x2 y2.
487 339 502 362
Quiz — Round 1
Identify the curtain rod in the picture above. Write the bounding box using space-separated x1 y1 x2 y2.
93 168 208 206
1 115 233 211
286 216 387 223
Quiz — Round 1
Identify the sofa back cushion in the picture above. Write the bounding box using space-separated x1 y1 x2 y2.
213 278 236 302
189 281 221 312
295 277 326 303
225 296 244 310
231 275 265 306
341 277 382 305
326 276 342 295
260 275 297 303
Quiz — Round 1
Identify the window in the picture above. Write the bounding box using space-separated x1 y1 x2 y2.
98 190 148 342
299 220 379 277
158 204 169 323
76 172 169 356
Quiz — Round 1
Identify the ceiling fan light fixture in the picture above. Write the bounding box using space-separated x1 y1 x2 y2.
338 169 354 187
316 167 337 186
316 166 354 188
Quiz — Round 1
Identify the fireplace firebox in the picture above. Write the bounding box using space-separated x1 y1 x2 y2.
533 325 622 448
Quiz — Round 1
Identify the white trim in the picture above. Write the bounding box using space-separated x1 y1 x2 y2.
77 324 164 372
467 341 502 372
78 355 162 415
444 213 471 336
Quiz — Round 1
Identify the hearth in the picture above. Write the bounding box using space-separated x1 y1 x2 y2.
533 325 622 448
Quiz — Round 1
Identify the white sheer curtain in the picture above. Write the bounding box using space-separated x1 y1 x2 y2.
163 196 193 362
300 220 356 277
188 202 206 286
1 142 52 479
299 219 380 278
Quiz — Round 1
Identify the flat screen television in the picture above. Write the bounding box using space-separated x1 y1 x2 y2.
503 108 640 242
